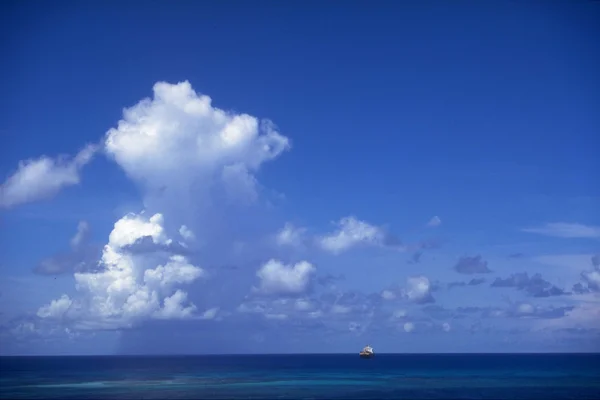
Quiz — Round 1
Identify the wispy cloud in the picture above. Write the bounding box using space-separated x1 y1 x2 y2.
0 144 98 208
522 223 600 239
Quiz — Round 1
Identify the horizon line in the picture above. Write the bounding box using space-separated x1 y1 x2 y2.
2 351 599 357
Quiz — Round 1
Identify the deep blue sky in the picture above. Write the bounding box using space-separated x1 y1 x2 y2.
0 0 599 355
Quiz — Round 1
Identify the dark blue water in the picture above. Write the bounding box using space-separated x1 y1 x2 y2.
1 354 599 399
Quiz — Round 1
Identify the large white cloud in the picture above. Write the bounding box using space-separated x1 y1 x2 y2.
102 81 292 261
37 212 204 329
0 144 97 208
35 81 296 330
104 81 289 193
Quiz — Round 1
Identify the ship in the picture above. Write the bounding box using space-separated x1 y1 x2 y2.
359 345 374 358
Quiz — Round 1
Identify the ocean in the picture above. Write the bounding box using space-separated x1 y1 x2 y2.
1 354 599 399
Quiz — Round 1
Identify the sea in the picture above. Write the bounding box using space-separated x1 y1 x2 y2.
1 354 599 399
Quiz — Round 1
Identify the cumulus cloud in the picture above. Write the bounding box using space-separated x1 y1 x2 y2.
490 272 566 297
28 81 301 336
37 212 205 329
318 216 400 254
0 144 97 208
21 79 595 350
104 81 289 196
253 260 316 295
403 322 415 332
522 223 600 239
454 255 491 274
109 213 171 248
100 80 292 264
37 295 73 319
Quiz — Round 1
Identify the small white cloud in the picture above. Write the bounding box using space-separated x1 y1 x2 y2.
522 223 600 239
108 212 171 248
582 270 600 291
143 255 205 290
201 307 219 320
516 303 535 315
442 322 451 332
0 144 97 208
392 309 407 319
403 322 415 333
318 216 391 254
276 223 306 247
381 290 396 300
178 225 195 241
427 216 442 227
37 294 73 319
403 275 434 304
254 259 316 295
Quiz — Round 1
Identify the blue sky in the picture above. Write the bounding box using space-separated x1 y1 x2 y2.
0 0 599 355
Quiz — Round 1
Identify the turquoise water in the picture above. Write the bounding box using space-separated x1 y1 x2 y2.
1 354 599 399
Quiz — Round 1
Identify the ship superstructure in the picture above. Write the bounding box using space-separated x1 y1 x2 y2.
359 345 374 358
